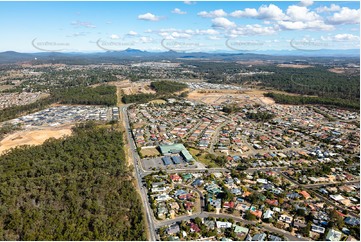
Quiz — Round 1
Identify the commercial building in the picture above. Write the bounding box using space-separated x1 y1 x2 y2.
159 143 194 162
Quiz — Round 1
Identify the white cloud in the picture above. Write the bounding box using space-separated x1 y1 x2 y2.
316 4 341 13
171 32 192 38
228 24 278 36
128 31 138 36
139 36 153 43
258 4 285 20
299 0 313 7
208 35 221 40
277 21 307 30
198 9 227 18
110 34 120 39
230 4 285 20
211 17 236 29
199 29 219 35
172 8 187 15
327 7 360 24
71 20 96 28
138 13 161 21
184 1 196 5
277 19 333 31
276 4 334 31
230 8 258 18
286 5 321 22
333 34 360 41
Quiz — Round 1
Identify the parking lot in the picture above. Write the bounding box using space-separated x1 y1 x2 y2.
141 156 198 171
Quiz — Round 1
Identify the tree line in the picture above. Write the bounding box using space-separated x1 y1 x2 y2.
265 92 360 110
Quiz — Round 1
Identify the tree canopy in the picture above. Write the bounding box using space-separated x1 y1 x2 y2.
0 123 146 240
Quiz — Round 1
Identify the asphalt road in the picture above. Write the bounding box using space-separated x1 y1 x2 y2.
121 105 157 241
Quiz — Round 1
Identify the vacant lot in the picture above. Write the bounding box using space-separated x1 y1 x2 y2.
0 126 72 154
187 89 275 105
149 99 167 104
117 80 156 95
277 64 314 69
140 147 160 157
328 68 346 74
189 148 219 168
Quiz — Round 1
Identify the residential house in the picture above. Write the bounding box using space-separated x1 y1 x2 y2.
167 224 180 235
204 220 215 230
216 221 232 229
344 217 360 226
170 174 182 182
252 233 266 241
279 214 293 224
263 209 274 220
299 190 311 200
311 224 326 234
223 201 235 209
268 235 282 241
192 178 204 187
250 209 262 219
190 222 201 233
325 229 342 241
233 225 249 237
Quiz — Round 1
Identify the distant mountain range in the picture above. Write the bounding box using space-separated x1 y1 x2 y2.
0 48 359 64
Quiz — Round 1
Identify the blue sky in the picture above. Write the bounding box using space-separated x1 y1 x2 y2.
0 1 359 52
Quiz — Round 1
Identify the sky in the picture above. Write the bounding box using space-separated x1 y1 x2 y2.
0 1 359 52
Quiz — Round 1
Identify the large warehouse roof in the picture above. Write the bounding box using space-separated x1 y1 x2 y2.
159 143 194 162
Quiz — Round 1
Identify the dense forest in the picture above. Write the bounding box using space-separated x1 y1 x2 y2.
0 123 146 240
150 80 188 94
53 85 117 106
122 93 158 104
265 92 360 110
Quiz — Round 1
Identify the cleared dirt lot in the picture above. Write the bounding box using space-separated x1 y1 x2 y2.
277 64 314 68
328 68 346 74
187 89 275 105
115 80 156 95
149 99 167 104
0 126 72 154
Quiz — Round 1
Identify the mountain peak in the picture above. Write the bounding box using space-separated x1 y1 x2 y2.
124 48 145 53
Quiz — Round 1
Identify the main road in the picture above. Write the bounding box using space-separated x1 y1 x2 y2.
120 104 157 241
